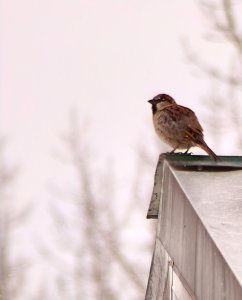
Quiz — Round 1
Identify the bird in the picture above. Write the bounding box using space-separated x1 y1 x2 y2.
148 93 220 161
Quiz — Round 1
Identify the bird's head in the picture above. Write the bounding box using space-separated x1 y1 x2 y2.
148 94 175 114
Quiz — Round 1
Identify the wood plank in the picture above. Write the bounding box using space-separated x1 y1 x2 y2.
145 238 170 300
147 154 166 219
158 162 242 299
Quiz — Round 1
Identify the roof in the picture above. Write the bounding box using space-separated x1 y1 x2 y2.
146 154 242 297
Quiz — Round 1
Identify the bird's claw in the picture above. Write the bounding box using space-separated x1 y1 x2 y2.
168 151 193 156
183 151 193 156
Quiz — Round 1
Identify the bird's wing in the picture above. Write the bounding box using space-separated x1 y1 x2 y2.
162 105 205 144
179 106 205 144
185 126 204 145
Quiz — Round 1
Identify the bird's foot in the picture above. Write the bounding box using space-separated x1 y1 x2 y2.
175 151 188 155
168 150 193 156
183 151 193 156
167 151 176 155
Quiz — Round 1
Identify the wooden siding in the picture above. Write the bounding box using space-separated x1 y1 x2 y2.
146 158 242 300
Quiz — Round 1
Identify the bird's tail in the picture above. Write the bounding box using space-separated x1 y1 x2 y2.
199 142 221 161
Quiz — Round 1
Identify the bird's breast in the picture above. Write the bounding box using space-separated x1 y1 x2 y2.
152 110 194 148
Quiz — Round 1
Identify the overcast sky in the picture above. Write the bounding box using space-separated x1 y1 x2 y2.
0 1 238 297
1 0 229 200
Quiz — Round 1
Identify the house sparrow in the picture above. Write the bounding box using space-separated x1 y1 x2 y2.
148 93 220 161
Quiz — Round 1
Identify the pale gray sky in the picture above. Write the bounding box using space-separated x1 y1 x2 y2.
0 1 236 298
1 0 228 200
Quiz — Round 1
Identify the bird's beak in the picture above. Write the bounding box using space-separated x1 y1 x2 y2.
148 99 154 104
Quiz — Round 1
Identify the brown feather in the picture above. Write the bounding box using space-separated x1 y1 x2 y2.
149 94 221 161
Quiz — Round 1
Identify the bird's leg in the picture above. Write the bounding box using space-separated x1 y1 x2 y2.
168 147 178 155
183 148 192 155
172 147 192 156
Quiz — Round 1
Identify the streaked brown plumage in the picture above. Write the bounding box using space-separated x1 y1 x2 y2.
148 93 220 161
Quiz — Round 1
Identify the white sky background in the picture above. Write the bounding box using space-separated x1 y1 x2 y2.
0 0 239 298
1 0 232 199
